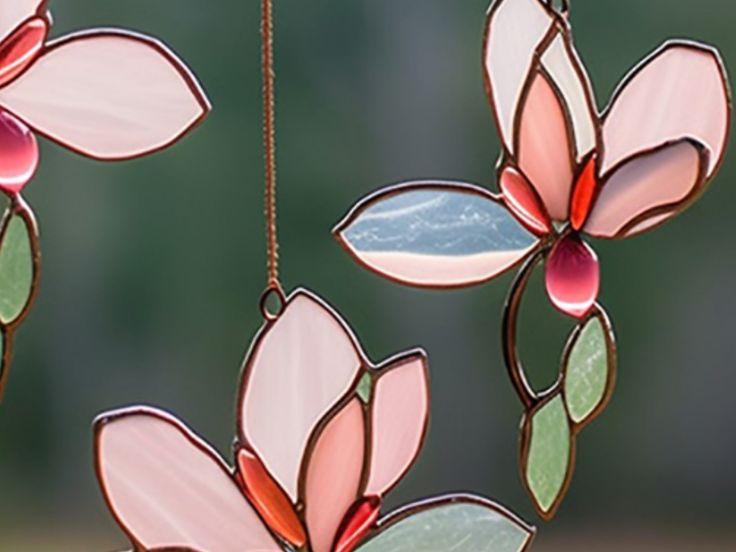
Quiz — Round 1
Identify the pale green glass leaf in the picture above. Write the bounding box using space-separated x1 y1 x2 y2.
356 372 373 403
356 498 533 552
0 216 34 324
564 316 610 424
524 395 571 515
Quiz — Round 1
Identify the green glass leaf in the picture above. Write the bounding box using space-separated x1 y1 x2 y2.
523 395 571 516
356 497 533 552
0 215 34 324
564 316 611 424
356 372 373 403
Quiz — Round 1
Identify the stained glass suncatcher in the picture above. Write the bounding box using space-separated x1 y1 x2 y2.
334 0 730 519
94 289 535 552
0 1 210 395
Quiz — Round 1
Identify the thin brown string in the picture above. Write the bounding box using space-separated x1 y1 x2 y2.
262 0 280 290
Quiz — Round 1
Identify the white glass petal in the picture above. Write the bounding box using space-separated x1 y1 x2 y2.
484 0 554 153
0 30 210 159
602 42 729 177
239 290 362 501
585 140 706 238
540 33 598 161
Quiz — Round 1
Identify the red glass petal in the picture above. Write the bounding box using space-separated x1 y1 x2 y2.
332 496 381 552
570 155 598 230
0 17 48 89
500 166 552 236
237 448 307 548
0 109 38 194
545 234 600 319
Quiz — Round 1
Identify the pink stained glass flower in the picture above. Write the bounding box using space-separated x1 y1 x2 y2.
0 1 210 195
335 0 730 320
95 289 535 552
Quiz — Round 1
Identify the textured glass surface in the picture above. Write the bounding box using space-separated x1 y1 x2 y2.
240 292 360 501
0 215 33 324
565 317 609 424
518 72 574 221
585 140 704 239
544 234 600 319
366 356 428 496
356 501 532 552
339 187 538 286
304 398 366 552
525 395 571 514
96 410 280 552
601 44 729 177
0 32 209 159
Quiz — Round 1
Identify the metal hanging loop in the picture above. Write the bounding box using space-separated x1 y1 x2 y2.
259 282 286 322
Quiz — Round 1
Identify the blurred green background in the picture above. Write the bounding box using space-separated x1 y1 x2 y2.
0 0 734 550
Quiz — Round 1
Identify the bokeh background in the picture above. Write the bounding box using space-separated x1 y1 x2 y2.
0 0 734 550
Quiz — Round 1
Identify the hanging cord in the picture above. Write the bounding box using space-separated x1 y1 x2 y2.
260 0 286 319
546 0 570 17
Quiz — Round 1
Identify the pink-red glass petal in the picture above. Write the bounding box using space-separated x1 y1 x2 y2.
0 17 47 88
500 167 552 236
0 110 37 193
545 234 600 319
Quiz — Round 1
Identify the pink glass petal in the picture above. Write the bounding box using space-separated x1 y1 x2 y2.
518 71 576 221
239 290 362 501
539 32 599 162
0 17 48 89
584 140 706 239
484 0 555 153
303 398 366 552
500 166 552 236
0 1 46 44
601 42 729 178
95 408 280 552
545 234 600 319
333 496 381 552
0 30 210 160
0 109 38 194
365 354 429 497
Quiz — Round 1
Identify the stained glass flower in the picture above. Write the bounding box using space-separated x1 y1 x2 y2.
334 0 730 519
0 2 209 193
95 290 534 552
0 1 210 395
